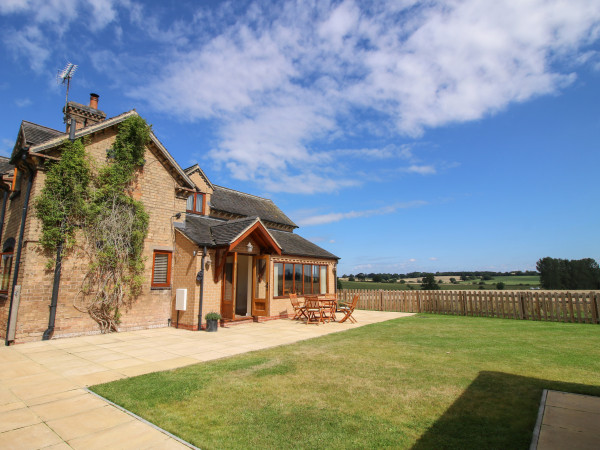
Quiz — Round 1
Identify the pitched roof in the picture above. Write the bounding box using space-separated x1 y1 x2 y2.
175 215 337 260
210 186 297 228
21 121 63 146
184 163 214 190
22 111 195 189
269 229 339 260
0 156 13 175
210 216 262 246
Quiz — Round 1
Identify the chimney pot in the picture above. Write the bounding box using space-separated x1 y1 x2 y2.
89 93 99 109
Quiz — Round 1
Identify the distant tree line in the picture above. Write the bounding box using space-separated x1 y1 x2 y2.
536 257 600 290
342 270 538 282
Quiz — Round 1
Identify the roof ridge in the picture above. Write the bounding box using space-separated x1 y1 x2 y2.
214 185 274 203
211 216 258 227
21 121 63 135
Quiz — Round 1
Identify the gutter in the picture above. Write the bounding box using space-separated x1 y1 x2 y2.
5 150 35 345
197 246 207 330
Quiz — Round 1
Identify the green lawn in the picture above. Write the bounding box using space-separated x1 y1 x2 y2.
91 316 600 449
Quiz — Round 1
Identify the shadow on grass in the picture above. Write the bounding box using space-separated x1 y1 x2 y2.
411 371 600 449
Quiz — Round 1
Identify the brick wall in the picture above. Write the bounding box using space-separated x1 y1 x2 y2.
2 128 190 342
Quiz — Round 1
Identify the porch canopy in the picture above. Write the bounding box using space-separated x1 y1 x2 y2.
174 215 339 260
175 215 281 255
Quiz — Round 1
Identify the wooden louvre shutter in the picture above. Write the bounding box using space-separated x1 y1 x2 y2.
152 252 171 287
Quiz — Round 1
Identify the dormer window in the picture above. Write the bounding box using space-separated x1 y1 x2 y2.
186 193 205 215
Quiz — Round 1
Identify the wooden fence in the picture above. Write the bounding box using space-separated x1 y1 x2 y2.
337 289 600 324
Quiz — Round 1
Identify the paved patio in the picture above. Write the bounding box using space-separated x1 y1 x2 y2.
532 390 600 450
0 310 411 449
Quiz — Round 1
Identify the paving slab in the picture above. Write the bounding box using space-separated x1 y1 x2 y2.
0 310 410 448
533 390 600 450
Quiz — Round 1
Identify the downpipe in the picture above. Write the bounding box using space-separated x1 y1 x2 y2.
197 246 207 330
43 226 64 340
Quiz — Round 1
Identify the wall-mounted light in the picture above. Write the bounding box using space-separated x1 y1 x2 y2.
247 242 253 253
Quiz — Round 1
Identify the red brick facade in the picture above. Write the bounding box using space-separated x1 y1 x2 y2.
0 109 337 344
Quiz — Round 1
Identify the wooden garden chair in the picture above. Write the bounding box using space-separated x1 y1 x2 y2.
304 296 324 325
338 294 359 323
289 293 306 320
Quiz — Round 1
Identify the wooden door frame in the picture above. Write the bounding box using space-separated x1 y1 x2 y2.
251 254 270 317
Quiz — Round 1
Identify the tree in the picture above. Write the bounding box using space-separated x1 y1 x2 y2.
399 279 406 284
372 274 383 283
496 282 505 290
449 277 457 284
348 275 355 282
420 273 440 290
537 257 600 289
337 278 343 290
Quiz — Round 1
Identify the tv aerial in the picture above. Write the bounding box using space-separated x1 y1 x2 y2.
57 62 78 123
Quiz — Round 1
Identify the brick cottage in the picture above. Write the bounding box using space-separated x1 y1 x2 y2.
0 94 338 344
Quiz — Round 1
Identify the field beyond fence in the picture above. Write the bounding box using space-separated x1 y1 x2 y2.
338 289 600 324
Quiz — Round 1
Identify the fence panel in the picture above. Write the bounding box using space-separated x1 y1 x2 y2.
338 289 600 324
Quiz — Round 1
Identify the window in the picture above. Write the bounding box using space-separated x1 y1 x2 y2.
273 262 328 297
274 263 283 297
186 193 204 214
151 251 172 288
0 247 13 293
11 167 21 193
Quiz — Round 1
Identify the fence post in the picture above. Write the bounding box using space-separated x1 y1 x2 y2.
417 292 422 313
590 291 598 323
518 292 525 320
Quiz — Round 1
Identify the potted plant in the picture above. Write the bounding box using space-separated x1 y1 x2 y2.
205 312 221 332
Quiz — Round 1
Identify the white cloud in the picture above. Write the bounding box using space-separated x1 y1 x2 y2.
297 200 427 226
127 0 600 192
409 258 417 263
429 257 438 261
403 165 436 175
3 0 600 192
15 98 31 107
0 138 14 157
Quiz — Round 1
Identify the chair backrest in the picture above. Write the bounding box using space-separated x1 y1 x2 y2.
289 293 299 307
304 296 320 309
350 294 360 308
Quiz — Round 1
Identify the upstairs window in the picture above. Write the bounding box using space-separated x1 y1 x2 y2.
186 193 204 214
151 251 172 288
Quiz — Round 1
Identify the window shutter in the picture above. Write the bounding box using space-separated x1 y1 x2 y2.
153 253 169 285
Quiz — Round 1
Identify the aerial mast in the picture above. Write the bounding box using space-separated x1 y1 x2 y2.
57 62 78 137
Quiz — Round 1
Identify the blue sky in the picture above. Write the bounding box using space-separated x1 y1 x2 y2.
1 0 599 275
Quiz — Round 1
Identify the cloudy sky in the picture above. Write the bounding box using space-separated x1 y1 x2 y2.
1 0 599 274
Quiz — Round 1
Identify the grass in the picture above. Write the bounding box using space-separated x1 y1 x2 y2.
91 315 600 449
341 275 540 291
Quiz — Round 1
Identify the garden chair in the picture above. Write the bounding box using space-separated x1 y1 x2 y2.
289 293 306 320
338 294 359 323
304 296 324 325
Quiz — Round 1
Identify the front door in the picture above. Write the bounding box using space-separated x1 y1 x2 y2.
221 254 236 320
252 255 269 316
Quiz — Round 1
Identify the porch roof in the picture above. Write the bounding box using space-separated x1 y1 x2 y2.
175 215 338 260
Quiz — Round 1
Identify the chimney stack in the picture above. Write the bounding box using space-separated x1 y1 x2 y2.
89 93 99 109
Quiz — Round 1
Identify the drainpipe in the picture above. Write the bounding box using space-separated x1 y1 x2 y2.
5 152 35 346
197 246 207 330
42 223 64 340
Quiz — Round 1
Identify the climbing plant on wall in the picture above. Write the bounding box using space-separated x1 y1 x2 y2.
35 138 91 258
36 116 151 333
